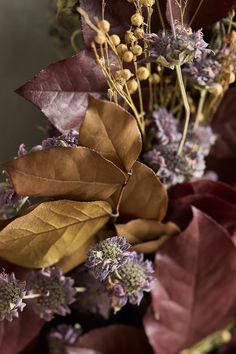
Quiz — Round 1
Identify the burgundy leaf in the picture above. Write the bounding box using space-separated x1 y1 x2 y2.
69 325 152 354
166 0 236 28
15 50 109 133
144 208 236 354
167 180 236 244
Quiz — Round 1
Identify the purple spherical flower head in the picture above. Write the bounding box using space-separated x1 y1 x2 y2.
18 129 79 156
187 124 216 156
28 267 76 321
145 25 211 69
150 108 181 145
86 237 131 281
143 142 205 187
0 271 26 321
108 252 154 311
49 323 82 345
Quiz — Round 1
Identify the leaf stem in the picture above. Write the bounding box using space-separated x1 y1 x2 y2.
155 0 165 29
176 64 190 155
194 89 206 128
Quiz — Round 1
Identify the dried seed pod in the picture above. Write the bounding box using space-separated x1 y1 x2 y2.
110 34 121 46
137 66 150 80
94 33 106 45
97 20 110 33
151 73 160 84
228 72 236 84
140 0 155 6
116 69 133 81
131 44 143 56
127 79 138 94
125 30 136 44
208 83 223 96
117 44 128 56
131 13 144 27
123 51 134 62
134 28 145 39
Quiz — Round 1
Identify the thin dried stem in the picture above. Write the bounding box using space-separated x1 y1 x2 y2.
189 0 204 26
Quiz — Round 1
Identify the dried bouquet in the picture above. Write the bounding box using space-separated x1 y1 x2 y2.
1 1 236 353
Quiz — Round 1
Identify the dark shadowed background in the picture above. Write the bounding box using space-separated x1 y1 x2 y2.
0 0 59 167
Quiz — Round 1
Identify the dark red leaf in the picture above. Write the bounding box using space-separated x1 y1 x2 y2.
144 208 236 354
15 50 109 133
166 0 236 28
167 180 236 245
69 325 152 354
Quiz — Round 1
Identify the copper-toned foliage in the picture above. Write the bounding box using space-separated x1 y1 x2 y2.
15 50 109 133
144 208 236 354
115 219 179 253
119 161 168 221
67 325 152 354
0 200 112 268
79 96 142 172
4 147 126 201
167 180 236 245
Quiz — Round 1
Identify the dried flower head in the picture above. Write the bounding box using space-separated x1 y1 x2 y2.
18 129 79 156
184 54 221 88
49 323 82 345
86 237 131 281
0 182 24 219
145 25 211 69
108 253 154 310
28 267 76 321
187 125 216 155
149 108 181 145
143 143 205 187
0 271 26 321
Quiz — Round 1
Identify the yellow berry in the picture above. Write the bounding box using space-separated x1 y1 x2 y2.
123 50 134 62
94 33 106 45
137 66 150 80
97 20 110 33
150 73 160 84
127 79 138 94
131 13 144 27
209 83 223 96
140 0 155 6
125 30 136 44
116 44 128 56
110 34 121 46
121 69 133 81
131 44 143 56
134 28 145 39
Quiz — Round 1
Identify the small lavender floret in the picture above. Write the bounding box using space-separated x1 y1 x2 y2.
149 108 181 145
0 271 26 321
18 129 79 157
187 124 216 155
145 25 211 69
143 143 205 187
0 182 24 219
49 324 82 345
184 54 221 88
108 252 154 310
86 237 131 281
28 267 76 321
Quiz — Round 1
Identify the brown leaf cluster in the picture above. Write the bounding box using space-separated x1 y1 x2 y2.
2 97 168 271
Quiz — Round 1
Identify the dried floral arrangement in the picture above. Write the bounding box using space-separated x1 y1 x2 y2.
1 1 236 353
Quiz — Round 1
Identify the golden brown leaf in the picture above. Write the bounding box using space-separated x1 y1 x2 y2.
119 162 168 220
4 147 126 201
0 200 112 268
79 96 142 172
115 219 179 253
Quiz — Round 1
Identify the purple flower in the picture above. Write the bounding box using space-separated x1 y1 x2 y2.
28 267 76 321
0 271 26 321
108 253 154 311
0 182 25 219
86 237 131 281
187 124 216 155
149 108 181 145
48 323 82 353
145 25 211 69
18 129 79 157
143 143 205 187
184 54 221 88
